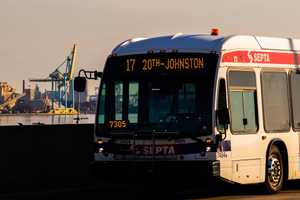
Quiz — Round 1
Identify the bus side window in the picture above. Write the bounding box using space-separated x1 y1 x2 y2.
291 71 300 130
228 71 258 134
262 72 289 132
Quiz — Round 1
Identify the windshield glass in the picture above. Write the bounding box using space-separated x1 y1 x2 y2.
96 53 217 136
149 81 196 123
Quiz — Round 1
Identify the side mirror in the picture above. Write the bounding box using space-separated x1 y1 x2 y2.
216 108 229 141
74 76 87 92
74 69 103 92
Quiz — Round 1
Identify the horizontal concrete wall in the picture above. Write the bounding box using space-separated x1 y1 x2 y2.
0 124 94 186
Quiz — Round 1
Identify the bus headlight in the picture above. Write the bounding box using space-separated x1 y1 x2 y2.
206 146 212 152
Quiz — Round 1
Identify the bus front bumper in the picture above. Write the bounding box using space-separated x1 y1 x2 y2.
90 160 220 181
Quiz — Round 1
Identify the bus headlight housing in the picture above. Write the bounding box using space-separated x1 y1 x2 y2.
95 139 105 153
96 139 104 145
205 138 214 152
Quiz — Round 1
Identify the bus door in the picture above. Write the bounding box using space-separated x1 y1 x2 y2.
227 70 262 184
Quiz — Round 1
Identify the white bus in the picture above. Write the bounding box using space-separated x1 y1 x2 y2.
75 29 300 193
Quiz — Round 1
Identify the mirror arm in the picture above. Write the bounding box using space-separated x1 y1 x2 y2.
78 69 103 80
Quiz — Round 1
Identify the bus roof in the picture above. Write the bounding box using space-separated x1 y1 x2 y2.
111 34 300 56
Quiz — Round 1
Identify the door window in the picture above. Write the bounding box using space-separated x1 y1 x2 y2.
230 91 257 132
228 71 258 133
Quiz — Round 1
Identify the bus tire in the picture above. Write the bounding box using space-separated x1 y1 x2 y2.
264 145 284 193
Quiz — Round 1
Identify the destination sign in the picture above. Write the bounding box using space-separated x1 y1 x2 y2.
103 53 218 79
125 57 204 72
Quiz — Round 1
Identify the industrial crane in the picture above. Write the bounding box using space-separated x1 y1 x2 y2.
0 93 25 112
29 44 78 114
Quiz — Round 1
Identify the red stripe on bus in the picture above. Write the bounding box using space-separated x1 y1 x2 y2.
221 50 298 65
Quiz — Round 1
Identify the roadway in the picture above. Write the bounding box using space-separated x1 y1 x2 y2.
2 180 300 200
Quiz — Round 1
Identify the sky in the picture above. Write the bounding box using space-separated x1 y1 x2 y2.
1 0 300 93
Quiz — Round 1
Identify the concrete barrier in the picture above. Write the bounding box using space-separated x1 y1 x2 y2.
0 124 94 186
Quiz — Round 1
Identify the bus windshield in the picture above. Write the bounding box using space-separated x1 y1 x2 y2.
149 81 196 123
96 53 218 136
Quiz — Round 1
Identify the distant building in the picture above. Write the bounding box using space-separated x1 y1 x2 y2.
34 85 42 100
73 81 99 114
75 90 88 103
0 82 16 104
22 84 42 102
94 86 99 96
24 88 35 101
89 95 97 102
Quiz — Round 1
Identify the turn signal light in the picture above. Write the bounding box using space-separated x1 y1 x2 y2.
205 138 213 145
96 139 103 144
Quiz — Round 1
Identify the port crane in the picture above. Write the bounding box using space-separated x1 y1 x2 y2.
0 93 25 112
29 44 78 113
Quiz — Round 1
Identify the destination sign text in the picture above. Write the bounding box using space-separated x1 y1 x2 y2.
125 57 204 73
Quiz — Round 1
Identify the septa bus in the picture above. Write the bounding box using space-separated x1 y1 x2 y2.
75 29 300 193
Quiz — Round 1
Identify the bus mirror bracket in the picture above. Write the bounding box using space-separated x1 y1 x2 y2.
74 69 103 92
78 69 103 80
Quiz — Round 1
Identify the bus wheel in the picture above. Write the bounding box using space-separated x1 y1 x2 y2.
265 145 284 193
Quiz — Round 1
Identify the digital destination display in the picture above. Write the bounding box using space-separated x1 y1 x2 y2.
103 53 218 79
125 57 204 72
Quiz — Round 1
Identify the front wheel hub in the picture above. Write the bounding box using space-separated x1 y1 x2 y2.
267 157 281 185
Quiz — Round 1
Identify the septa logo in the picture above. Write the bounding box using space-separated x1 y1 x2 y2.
131 145 176 155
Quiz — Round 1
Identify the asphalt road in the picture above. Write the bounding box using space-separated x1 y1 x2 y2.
2 180 300 200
